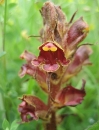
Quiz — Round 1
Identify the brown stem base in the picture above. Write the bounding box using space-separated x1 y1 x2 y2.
44 111 57 130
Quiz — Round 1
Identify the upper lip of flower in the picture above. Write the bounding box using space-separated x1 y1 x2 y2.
42 42 58 51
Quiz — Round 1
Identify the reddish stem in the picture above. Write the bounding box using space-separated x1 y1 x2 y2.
44 111 57 130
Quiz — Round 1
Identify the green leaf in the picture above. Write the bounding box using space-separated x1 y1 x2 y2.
10 120 19 130
85 121 99 130
0 51 6 58
2 119 10 130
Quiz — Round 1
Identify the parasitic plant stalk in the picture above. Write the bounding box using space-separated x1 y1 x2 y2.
18 1 92 130
44 111 57 130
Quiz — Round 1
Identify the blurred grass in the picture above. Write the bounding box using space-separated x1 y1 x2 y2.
0 0 99 130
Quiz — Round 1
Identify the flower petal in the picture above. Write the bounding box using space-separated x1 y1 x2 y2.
37 41 69 72
75 45 93 65
67 45 92 73
20 50 36 62
55 5 67 38
55 80 86 107
19 63 49 92
42 63 60 72
19 64 36 78
18 95 48 122
63 17 89 50
19 101 37 122
31 59 41 66
61 45 92 83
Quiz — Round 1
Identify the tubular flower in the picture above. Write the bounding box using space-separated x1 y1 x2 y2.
31 41 70 72
19 50 48 92
19 50 37 78
61 45 92 83
18 95 48 122
63 17 89 55
54 80 86 107
67 17 89 47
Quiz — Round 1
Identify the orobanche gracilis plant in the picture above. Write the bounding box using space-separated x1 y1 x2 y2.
18 1 92 130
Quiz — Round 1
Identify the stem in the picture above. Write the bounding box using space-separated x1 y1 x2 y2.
44 111 57 130
2 0 7 76
44 82 59 130
3 0 7 51
0 0 8 119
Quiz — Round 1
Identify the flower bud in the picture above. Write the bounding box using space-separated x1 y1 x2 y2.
55 80 86 107
63 17 89 50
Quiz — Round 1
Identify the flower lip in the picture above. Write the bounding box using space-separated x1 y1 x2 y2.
31 41 69 72
39 41 63 51
42 63 60 72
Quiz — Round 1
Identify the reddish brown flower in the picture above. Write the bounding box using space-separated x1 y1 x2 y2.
19 50 48 92
31 41 69 72
20 50 36 62
54 80 86 107
61 45 92 83
19 50 37 78
63 17 89 50
18 95 48 122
